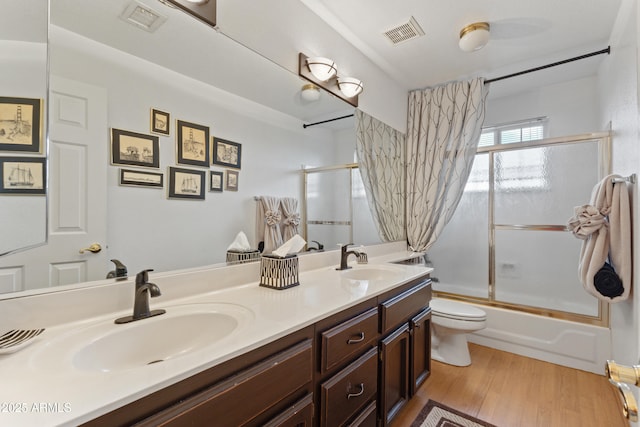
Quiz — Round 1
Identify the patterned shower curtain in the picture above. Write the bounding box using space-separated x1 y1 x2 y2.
406 78 488 252
355 109 406 242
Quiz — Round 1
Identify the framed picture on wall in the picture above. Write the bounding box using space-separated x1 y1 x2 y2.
226 169 239 191
119 168 164 188
168 166 205 200
111 128 160 168
0 157 46 195
212 137 241 169
176 120 209 167
210 170 223 192
0 96 43 153
150 108 170 135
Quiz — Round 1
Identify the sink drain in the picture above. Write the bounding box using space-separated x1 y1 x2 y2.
147 359 164 365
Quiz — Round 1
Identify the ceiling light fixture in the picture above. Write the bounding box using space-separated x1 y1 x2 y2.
305 57 337 82
459 22 490 52
298 53 362 108
337 77 363 98
301 84 321 102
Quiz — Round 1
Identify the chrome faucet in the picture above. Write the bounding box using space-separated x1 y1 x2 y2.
337 243 360 270
115 269 166 324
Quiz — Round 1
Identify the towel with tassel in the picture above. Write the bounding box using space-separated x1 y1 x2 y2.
567 174 631 302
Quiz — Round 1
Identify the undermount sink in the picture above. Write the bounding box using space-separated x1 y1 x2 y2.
31 303 254 373
339 265 403 282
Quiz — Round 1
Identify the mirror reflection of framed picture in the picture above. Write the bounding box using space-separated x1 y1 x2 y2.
0 96 43 153
150 108 170 135
168 166 205 200
111 128 160 168
177 120 209 167
210 170 223 192
212 137 241 169
0 157 46 195
226 169 239 191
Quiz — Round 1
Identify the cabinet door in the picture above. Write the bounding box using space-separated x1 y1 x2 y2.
263 394 314 427
410 307 431 396
379 324 410 427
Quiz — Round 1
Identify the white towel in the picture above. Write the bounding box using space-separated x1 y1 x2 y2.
568 174 631 302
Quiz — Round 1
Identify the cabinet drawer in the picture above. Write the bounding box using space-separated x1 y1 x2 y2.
347 401 376 427
380 281 431 334
321 307 378 373
320 347 378 427
263 393 314 427
138 339 313 427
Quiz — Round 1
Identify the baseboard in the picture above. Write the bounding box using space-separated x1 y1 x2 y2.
466 304 611 375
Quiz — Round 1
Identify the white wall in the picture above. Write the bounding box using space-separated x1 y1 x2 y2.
597 0 640 397
485 75 601 136
50 27 342 275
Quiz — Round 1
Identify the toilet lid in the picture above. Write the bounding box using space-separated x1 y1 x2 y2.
430 298 486 320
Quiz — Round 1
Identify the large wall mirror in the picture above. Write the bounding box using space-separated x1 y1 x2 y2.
0 0 383 297
0 1 48 257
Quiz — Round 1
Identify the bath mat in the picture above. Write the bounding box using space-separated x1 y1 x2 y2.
410 400 497 427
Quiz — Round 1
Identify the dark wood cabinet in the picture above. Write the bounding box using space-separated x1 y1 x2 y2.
410 307 432 396
379 324 411 427
263 394 314 427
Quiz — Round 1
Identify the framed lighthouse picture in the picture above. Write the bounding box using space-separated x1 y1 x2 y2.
0 157 46 195
0 97 43 153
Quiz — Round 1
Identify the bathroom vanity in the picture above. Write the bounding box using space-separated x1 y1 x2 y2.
0 242 431 426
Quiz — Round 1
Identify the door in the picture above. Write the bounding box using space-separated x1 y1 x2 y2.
0 76 108 292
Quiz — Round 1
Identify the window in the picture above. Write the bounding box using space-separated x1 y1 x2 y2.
466 117 548 192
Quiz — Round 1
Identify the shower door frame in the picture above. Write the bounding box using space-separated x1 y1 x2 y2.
435 131 612 327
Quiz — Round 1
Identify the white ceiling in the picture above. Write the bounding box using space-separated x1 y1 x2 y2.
49 0 622 125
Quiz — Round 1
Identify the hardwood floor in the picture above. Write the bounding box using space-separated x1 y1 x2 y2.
393 344 629 427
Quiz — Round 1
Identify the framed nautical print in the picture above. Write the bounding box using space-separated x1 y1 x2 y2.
150 108 170 135
0 96 43 153
210 170 223 192
111 128 160 168
212 137 241 169
176 120 209 167
0 157 46 195
119 168 164 188
226 169 239 191
168 166 205 200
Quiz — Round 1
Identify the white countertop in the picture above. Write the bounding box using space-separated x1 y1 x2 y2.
0 244 431 426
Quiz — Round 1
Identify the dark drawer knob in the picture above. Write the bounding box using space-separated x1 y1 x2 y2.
347 332 365 344
347 383 365 399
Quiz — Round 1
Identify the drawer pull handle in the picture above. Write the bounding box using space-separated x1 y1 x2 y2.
347 332 365 344
347 383 365 399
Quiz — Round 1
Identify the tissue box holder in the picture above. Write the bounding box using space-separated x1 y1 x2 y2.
259 254 299 290
226 249 261 264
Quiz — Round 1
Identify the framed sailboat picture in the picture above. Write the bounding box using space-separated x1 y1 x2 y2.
167 166 205 200
0 97 43 153
0 157 46 195
176 120 209 167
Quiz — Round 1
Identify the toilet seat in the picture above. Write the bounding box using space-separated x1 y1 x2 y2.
430 298 486 322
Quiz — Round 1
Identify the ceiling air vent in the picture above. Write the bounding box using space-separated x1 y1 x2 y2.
120 1 167 33
383 16 425 45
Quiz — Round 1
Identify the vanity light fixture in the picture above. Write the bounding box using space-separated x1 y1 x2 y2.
298 53 362 108
301 84 321 102
459 22 490 52
162 0 216 28
305 57 337 81
337 77 364 98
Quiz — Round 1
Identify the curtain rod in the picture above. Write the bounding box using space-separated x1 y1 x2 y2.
303 114 354 129
485 46 610 85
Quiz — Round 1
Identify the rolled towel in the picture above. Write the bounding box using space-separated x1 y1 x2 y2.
593 262 624 299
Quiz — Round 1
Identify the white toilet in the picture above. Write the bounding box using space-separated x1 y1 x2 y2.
430 298 487 367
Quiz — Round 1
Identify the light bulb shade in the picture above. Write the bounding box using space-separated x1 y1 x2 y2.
459 22 490 52
338 77 363 98
301 84 321 102
306 57 337 81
